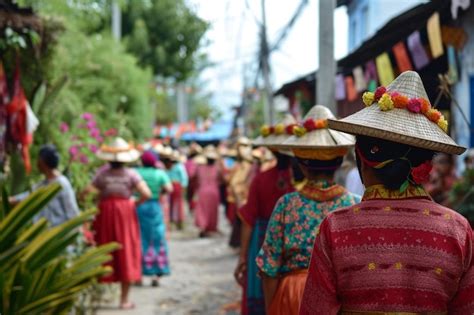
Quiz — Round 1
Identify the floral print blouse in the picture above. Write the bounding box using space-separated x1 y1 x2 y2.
256 180 360 277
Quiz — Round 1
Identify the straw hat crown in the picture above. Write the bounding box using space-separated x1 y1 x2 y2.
96 137 140 163
328 71 466 155
253 114 297 148
282 105 355 148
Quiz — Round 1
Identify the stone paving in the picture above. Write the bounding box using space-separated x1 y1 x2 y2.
97 213 241 315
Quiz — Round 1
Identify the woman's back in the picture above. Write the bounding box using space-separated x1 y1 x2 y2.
301 185 473 313
93 167 141 199
135 167 170 199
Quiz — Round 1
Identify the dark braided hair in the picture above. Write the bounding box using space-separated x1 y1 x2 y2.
356 135 435 190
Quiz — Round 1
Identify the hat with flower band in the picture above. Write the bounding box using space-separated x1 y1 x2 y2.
253 114 297 148
282 105 355 160
96 137 140 163
328 71 466 155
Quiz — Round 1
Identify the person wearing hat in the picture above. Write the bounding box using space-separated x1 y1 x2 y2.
228 137 254 248
300 71 474 314
193 145 224 237
162 148 189 230
184 143 203 212
10 144 80 227
234 114 296 315
135 150 173 287
256 105 360 315
83 137 151 309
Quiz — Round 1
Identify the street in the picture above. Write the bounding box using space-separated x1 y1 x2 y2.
97 213 241 315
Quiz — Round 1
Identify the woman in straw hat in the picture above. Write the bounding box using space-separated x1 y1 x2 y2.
256 105 360 315
83 137 151 309
184 142 203 212
228 137 254 248
234 114 296 315
161 148 189 230
135 150 173 287
193 145 225 237
300 71 474 314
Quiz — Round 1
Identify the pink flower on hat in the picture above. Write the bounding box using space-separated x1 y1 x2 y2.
407 98 421 113
374 86 387 101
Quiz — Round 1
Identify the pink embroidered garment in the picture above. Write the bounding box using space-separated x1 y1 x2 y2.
300 184 474 315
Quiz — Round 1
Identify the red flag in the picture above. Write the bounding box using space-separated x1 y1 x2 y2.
345 76 358 101
392 42 413 72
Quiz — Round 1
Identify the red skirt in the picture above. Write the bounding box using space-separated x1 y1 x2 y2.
170 182 184 223
93 197 142 283
269 270 308 315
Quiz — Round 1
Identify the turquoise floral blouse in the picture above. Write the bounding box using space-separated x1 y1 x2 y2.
256 180 360 277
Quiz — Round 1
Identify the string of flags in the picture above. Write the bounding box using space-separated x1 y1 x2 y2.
335 12 467 102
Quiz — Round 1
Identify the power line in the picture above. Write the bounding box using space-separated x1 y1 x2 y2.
245 0 262 26
271 0 309 52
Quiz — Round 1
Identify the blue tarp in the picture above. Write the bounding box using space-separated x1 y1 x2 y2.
180 120 233 142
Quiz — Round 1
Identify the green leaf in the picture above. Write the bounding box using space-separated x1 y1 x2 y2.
399 180 409 193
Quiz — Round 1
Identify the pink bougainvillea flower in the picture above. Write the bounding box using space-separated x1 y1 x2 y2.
89 144 98 153
95 135 104 143
79 154 89 164
69 146 79 157
59 122 69 133
86 120 97 129
81 112 94 121
90 128 100 138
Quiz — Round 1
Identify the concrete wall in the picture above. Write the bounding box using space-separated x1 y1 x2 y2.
347 0 427 52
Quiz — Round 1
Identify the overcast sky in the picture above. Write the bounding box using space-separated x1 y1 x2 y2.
190 0 349 114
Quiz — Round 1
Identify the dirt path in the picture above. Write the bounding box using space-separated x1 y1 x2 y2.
97 214 241 315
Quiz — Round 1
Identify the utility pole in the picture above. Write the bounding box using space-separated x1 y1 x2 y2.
260 0 274 124
176 83 187 124
317 0 336 113
111 0 121 41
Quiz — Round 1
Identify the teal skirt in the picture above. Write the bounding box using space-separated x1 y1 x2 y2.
246 219 268 314
136 199 170 276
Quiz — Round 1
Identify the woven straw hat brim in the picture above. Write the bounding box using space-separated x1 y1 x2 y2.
327 70 465 155
96 150 140 163
282 128 355 149
328 113 465 155
253 134 294 148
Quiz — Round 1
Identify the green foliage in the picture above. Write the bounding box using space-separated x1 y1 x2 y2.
122 0 209 81
450 168 474 225
0 183 119 315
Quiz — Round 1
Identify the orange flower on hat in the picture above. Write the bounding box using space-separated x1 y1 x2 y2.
426 108 442 122
420 98 431 114
362 92 375 106
391 92 409 109
378 93 394 111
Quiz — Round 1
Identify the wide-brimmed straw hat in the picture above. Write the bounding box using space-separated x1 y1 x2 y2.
237 136 251 147
96 137 140 163
253 114 297 148
328 71 465 155
189 143 203 155
157 146 174 160
203 145 219 160
283 105 355 149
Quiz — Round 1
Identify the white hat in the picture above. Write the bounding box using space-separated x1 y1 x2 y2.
96 137 140 163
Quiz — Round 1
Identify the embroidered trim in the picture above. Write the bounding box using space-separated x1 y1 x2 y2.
363 184 430 201
299 180 346 202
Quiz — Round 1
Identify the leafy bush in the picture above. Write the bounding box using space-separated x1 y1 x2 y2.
0 183 119 315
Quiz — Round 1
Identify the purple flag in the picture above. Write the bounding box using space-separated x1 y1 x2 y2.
364 60 378 83
407 31 429 69
335 74 346 101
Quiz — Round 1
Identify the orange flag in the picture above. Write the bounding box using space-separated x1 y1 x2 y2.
392 42 412 73
345 76 358 101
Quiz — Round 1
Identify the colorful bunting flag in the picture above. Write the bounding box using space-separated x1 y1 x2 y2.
407 31 429 69
376 53 395 86
427 12 444 59
335 74 346 101
345 76 357 101
364 60 378 83
392 41 412 72
353 66 367 92
447 45 458 83
367 80 377 92
441 26 467 50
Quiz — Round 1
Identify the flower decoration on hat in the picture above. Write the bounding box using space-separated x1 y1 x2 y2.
261 123 298 137
293 119 328 137
362 85 448 133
